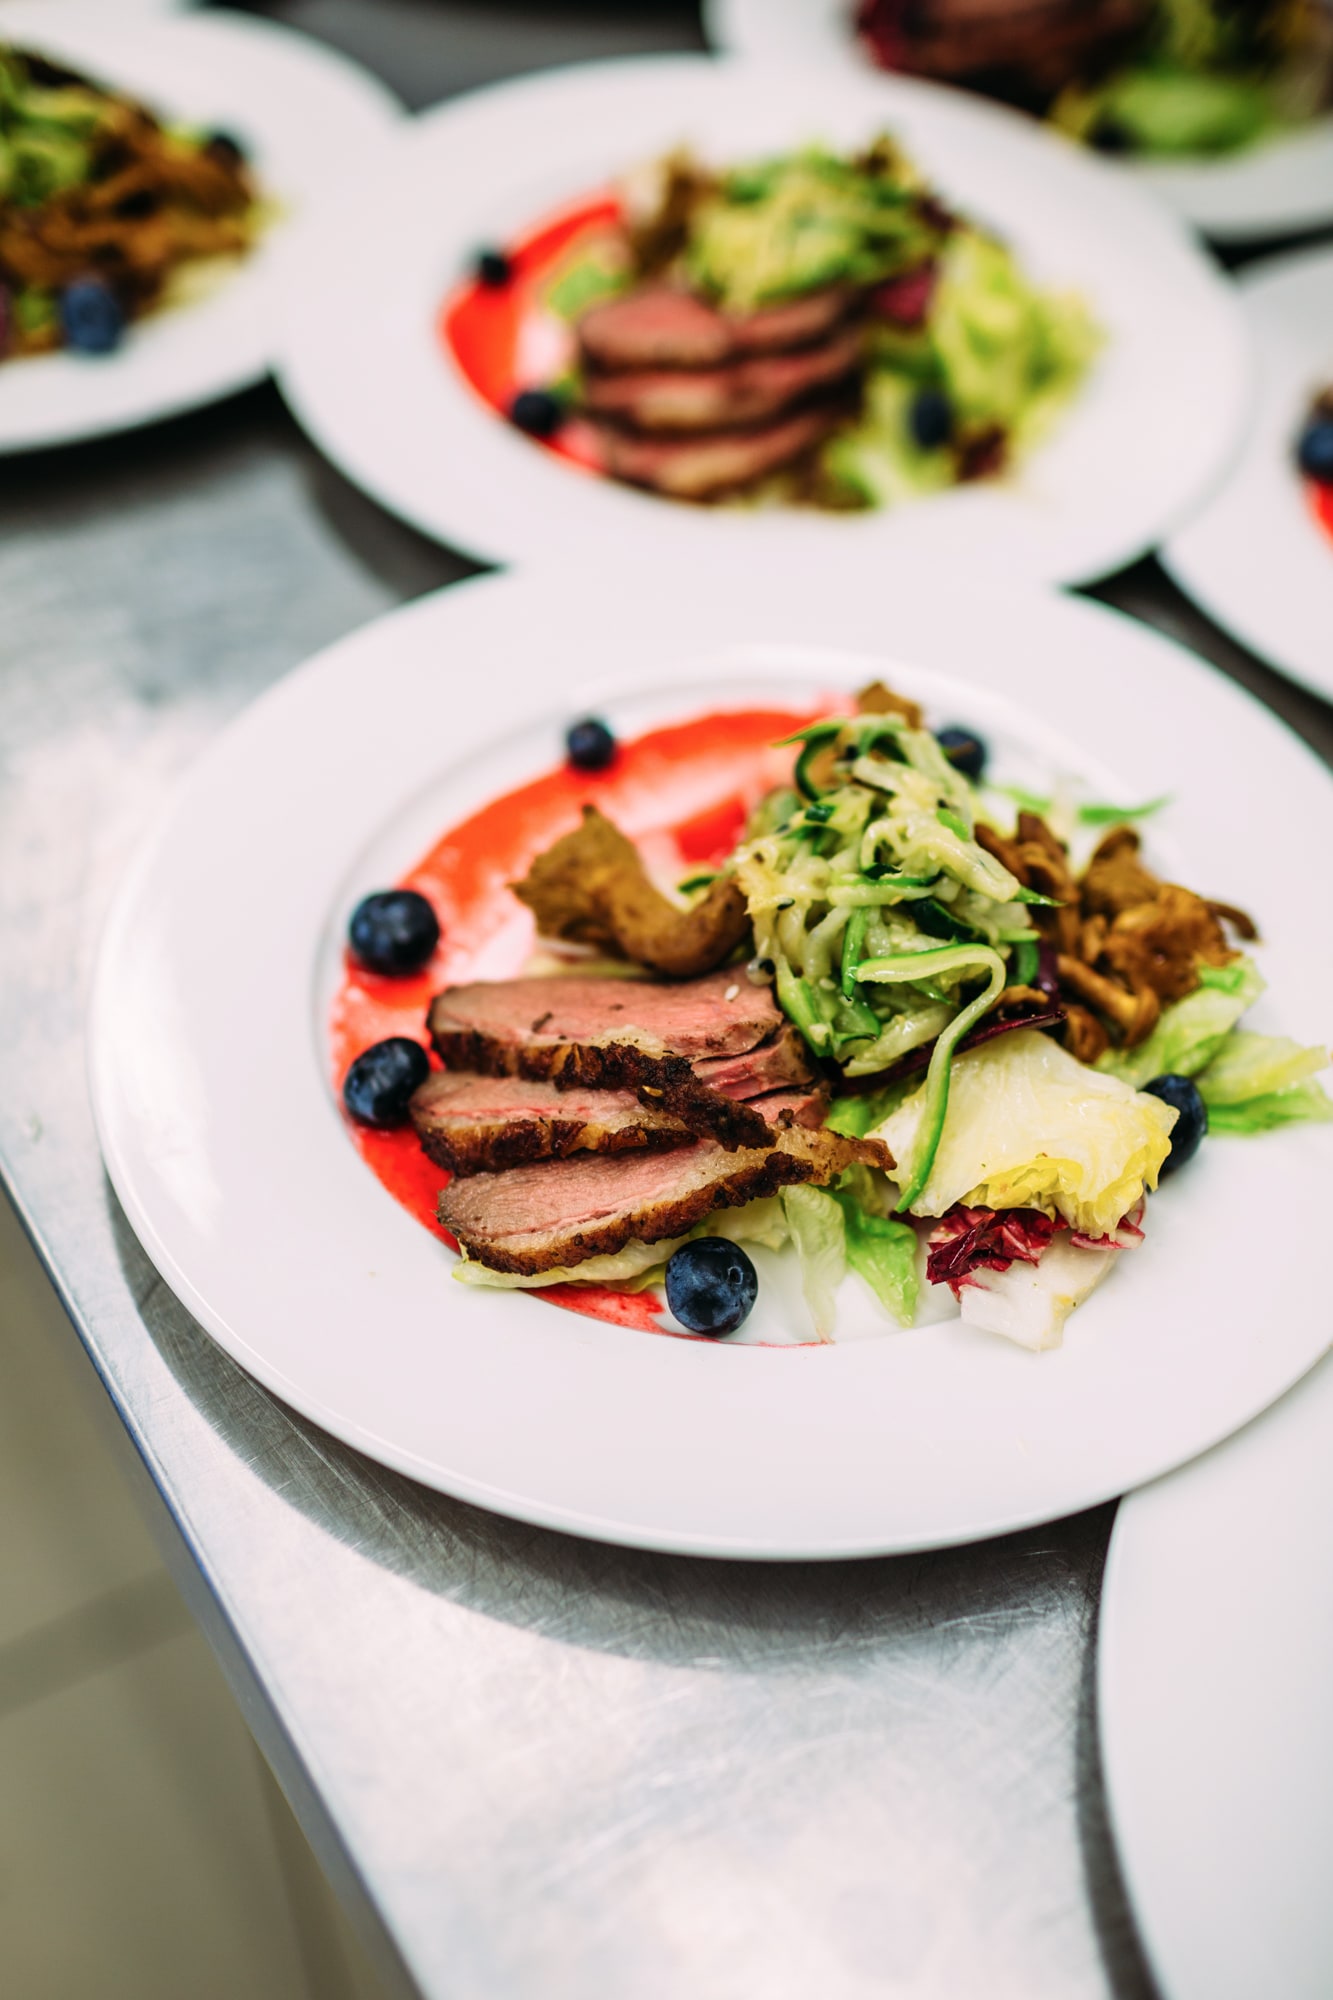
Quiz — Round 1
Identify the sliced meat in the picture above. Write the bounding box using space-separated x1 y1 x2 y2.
738 290 859 355
428 969 788 1150
411 1072 690 1176
695 1023 814 1099
747 1087 828 1129
594 405 843 501
582 326 865 435
578 283 854 373
439 1124 891 1275
413 1071 828 1178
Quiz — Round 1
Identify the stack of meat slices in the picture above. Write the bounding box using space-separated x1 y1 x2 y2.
410 966 892 1277
574 284 867 501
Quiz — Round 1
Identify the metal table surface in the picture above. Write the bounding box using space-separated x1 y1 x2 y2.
3 6 1331 1996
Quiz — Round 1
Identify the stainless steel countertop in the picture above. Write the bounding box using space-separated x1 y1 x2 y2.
3 6 1331 1996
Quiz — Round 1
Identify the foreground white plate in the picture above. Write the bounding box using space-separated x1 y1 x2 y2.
88 564 1333 1558
0 3 401 452
1164 246 1333 706
275 55 1247 585
706 0 1333 240
1100 1351 1333 1999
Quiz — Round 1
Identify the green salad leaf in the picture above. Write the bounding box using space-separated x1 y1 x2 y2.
1098 956 1265 1087
1196 1031 1332 1134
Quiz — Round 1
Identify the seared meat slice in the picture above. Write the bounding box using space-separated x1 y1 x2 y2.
578 283 854 373
695 1024 814 1099
594 405 843 501
428 969 791 1150
413 1072 828 1178
438 1124 891 1275
411 1072 689 1176
582 326 865 435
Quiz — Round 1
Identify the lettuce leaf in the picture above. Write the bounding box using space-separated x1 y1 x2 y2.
878 1027 1175 1236
1205 1084 1333 1135
780 1184 846 1340
453 1234 688 1291
1197 1030 1332 1133
1098 956 1265 1087
841 1203 918 1326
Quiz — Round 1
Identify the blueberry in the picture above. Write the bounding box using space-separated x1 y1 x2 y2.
204 129 247 168
59 278 124 356
565 717 616 771
1143 1074 1207 1177
509 388 564 439
475 247 512 287
936 724 987 782
665 1238 758 1337
909 386 953 451
343 1038 430 1128
1297 417 1333 486
348 889 440 976
1089 113 1134 154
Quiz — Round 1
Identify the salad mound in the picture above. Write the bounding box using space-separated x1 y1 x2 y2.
338 687 1330 1353
0 43 261 362
462 133 1097 511
856 0 1333 160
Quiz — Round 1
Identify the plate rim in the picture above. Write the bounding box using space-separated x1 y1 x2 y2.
1163 241 1333 708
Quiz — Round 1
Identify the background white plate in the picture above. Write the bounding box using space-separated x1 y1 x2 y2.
88 563 1333 1559
0 4 401 452
706 0 1333 241
1100 1351 1333 2000
275 55 1248 586
1164 245 1333 707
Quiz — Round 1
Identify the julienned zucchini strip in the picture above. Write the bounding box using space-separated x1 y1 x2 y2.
856 944 1007 1209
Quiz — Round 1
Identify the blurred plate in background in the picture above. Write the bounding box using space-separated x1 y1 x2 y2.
706 0 1333 241
276 54 1248 585
0 4 400 452
1164 245 1333 707
1100 1353 1333 2000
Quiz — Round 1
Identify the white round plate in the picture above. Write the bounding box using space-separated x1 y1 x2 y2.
275 55 1247 586
706 0 1333 240
1164 245 1333 706
0 3 401 453
1099 1352 1333 1999
88 562 1333 1558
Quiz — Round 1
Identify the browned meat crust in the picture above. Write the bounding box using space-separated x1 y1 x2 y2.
512 806 750 978
438 1124 892 1275
411 1072 691 1176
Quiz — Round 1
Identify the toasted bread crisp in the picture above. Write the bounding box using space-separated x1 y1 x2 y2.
856 679 924 728
513 806 750 978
